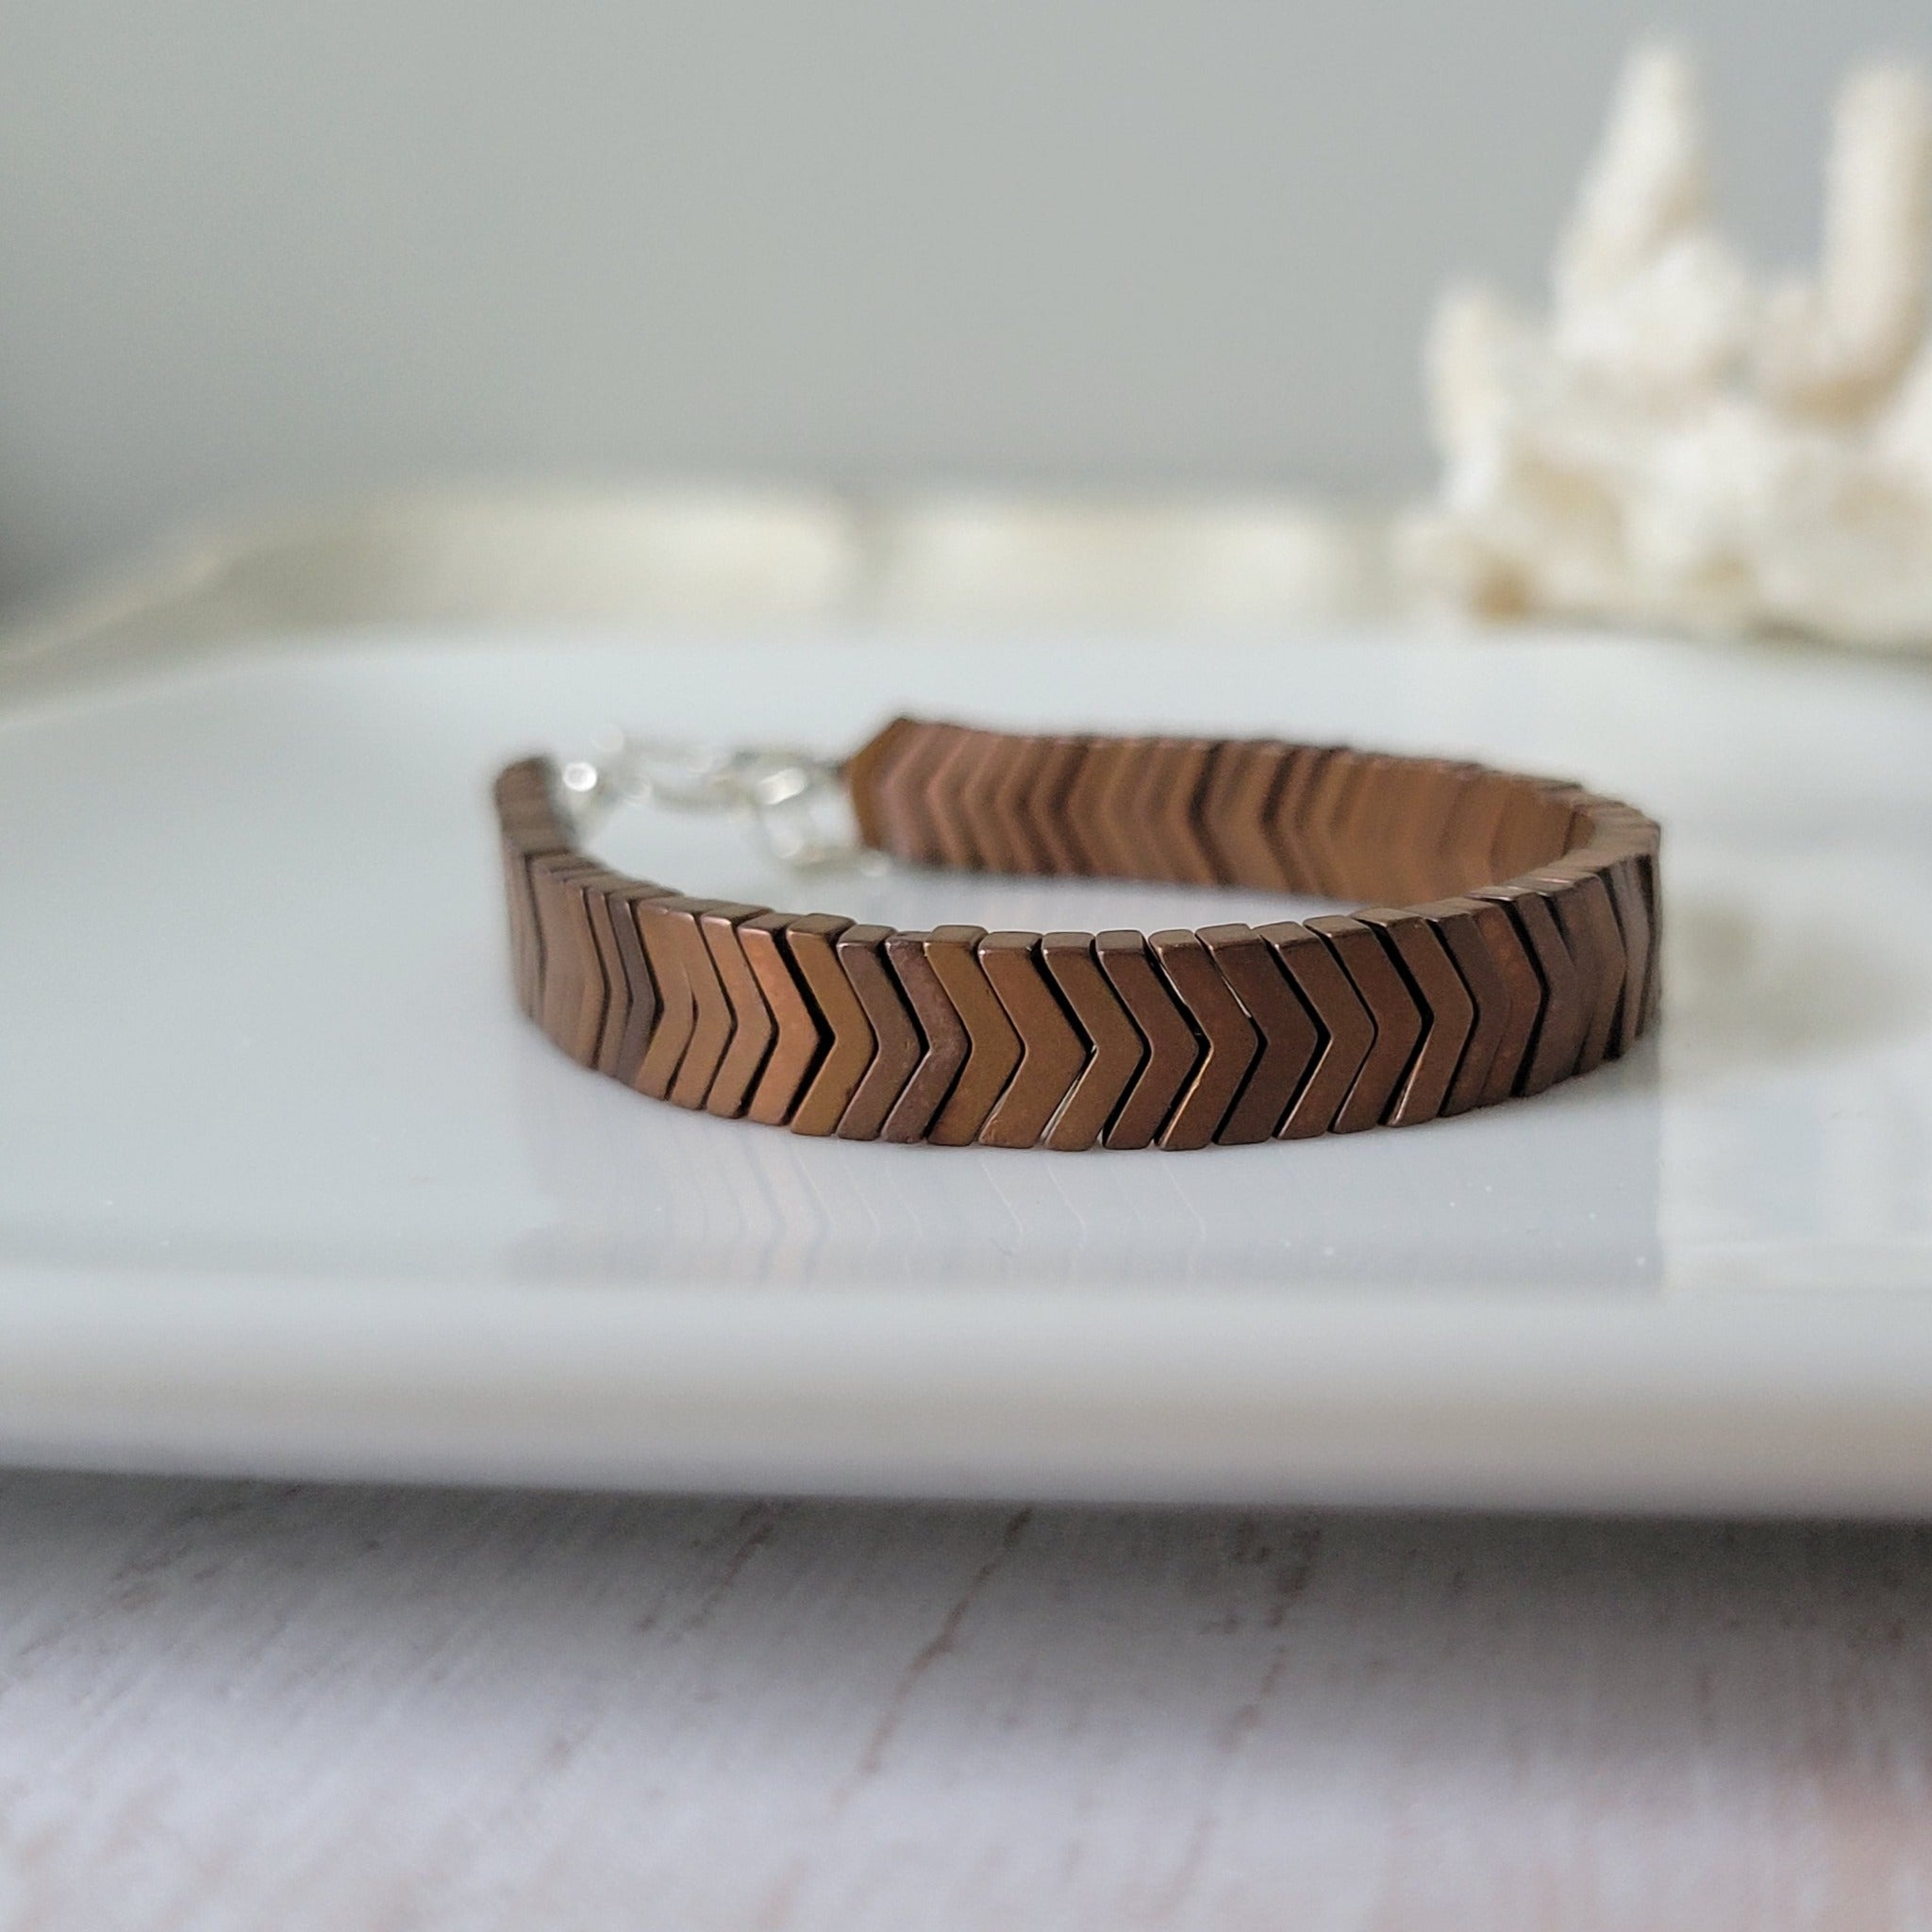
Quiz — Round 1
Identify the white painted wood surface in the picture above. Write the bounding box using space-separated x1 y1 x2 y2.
0 1475 1927 1929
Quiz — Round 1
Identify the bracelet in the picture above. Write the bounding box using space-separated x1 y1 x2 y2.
493 718 1660 1151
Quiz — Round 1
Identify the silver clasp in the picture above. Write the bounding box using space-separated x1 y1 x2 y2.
558 732 880 874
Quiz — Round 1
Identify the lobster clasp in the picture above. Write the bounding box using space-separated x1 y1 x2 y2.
558 732 879 874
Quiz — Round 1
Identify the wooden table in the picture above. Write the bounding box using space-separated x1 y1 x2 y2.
2 1472 1926 1928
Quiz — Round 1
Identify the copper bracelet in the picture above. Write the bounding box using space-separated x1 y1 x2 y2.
494 717 1660 1150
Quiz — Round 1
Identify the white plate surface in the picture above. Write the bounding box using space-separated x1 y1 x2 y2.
4 624 1932 1512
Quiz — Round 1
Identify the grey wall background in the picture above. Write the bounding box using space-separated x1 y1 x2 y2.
0 0 1925 606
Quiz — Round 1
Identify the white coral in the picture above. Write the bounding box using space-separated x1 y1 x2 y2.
1404 42 1932 649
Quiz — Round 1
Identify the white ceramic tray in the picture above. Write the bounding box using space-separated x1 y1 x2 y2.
6 621 1932 1512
